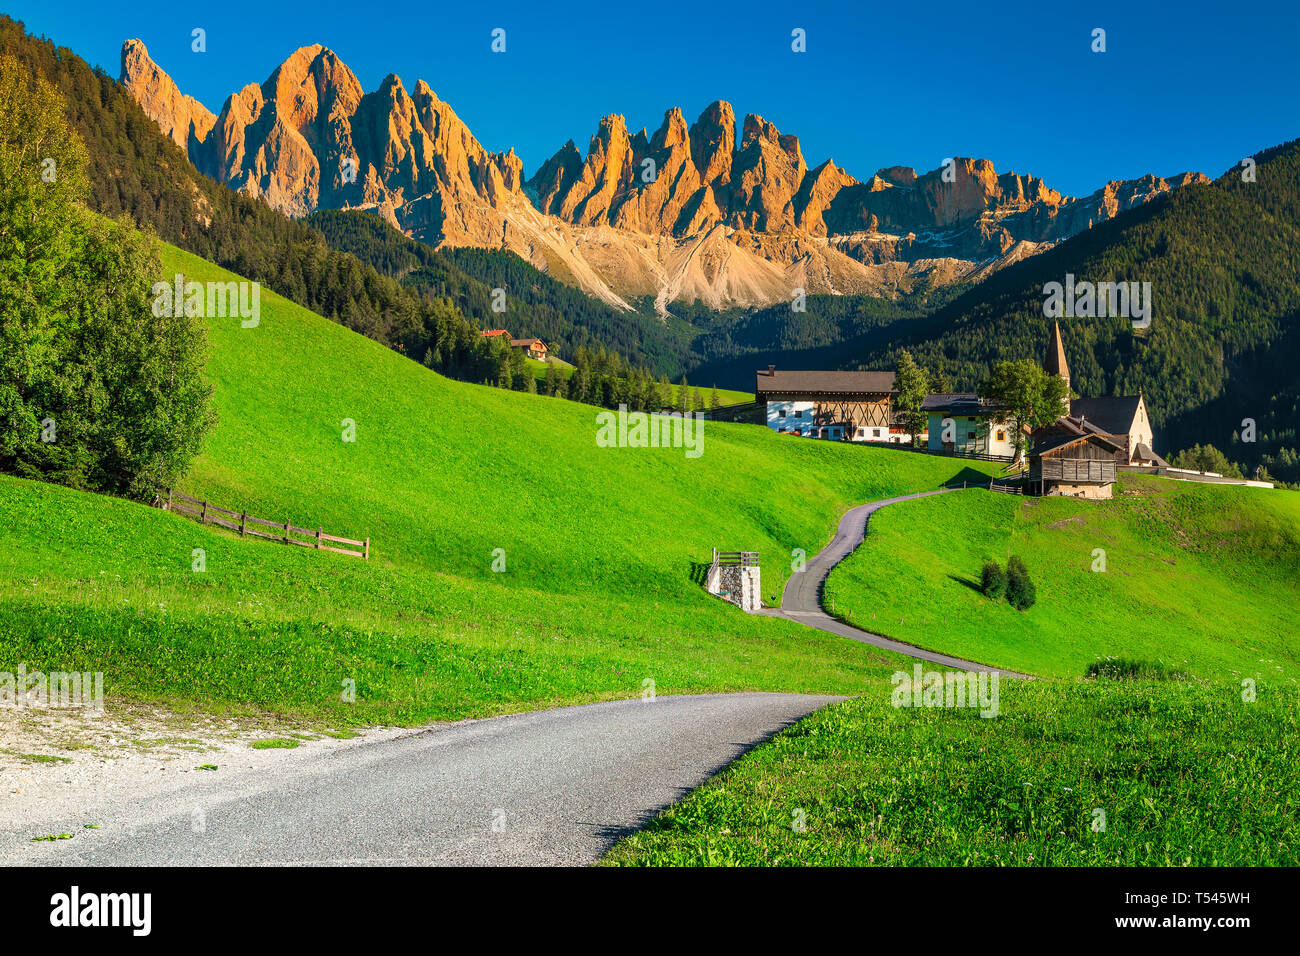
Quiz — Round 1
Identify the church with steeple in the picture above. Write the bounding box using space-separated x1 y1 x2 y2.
1040 321 1164 468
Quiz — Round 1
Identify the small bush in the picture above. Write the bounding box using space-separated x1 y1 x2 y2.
1005 556 1036 610
1087 658 1188 681
980 560 1007 599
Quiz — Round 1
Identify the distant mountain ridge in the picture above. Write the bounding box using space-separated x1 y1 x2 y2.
120 38 1207 313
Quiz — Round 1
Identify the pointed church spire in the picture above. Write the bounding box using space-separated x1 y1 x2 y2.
1044 320 1070 388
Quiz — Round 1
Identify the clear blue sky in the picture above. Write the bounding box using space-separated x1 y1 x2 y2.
8 0 1298 196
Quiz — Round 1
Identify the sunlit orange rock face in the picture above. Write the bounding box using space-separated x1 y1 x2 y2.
121 39 1207 313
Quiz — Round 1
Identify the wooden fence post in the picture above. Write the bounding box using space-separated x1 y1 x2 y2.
316 527 322 549
364 538 370 561
284 521 290 544
166 489 173 511
240 511 246 536
201 500 208 524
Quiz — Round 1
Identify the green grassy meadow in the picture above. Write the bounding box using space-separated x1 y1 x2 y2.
604 675 1300 866
0 244 987 725
822 479 1300 679
4 239 1297 866
524 354 753 407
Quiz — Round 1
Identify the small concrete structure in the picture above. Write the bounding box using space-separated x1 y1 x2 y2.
707 549 762 613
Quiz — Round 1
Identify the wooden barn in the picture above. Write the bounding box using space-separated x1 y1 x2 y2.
755 366 903 442
1028 416 1122 499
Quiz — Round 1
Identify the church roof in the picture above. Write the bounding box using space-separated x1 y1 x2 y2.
1044 321 1070 381
1070 396 1143 436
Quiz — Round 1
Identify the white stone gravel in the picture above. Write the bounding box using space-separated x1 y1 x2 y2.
0 703 413 835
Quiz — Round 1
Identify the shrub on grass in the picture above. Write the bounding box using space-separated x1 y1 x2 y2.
1005 556 1036 610
980 560 1007 599
1087 658 1188 681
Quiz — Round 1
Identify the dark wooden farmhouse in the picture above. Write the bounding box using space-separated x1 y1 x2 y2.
1028 416 1122 498
755 366 904 442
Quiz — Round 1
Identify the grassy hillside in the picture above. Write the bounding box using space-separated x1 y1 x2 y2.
822 478 1300 679
522 356 752 406
0 243 995 724
604 675 1300 866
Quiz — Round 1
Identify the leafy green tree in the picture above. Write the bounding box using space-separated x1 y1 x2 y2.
709 385 722 409
0 56 213 497
980 360 1069 460
894 350 931 448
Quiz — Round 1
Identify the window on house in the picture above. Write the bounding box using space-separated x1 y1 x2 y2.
794 410 802 419
779 409 787 419
873 429 881 438
967 431 976 440
996 430 1006 442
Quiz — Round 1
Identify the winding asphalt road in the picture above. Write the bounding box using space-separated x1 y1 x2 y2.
3 693 838 867
5 488 1025 867
770 489 1032 678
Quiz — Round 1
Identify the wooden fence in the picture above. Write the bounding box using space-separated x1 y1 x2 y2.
712 549 759 568
157 489 369 560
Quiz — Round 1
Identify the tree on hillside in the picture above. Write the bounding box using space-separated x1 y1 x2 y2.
1005 556 1036 611
653 374 672 410
929 358 950 394
709 385 722 410
676 376 690 413
894 350 931 448
1170 443 1244 478
979 360 1069 461
0 55 213 498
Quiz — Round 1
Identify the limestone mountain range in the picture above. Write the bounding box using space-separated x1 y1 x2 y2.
120 38 1208 314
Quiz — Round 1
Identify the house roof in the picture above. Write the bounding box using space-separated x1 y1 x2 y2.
1070 396 1142 435
1132 442 1168 467
1030 416 1122 456
756 368 896 396
480 329 510 337
510 338 546 348
1045 321 1070 381
921 393 999 415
